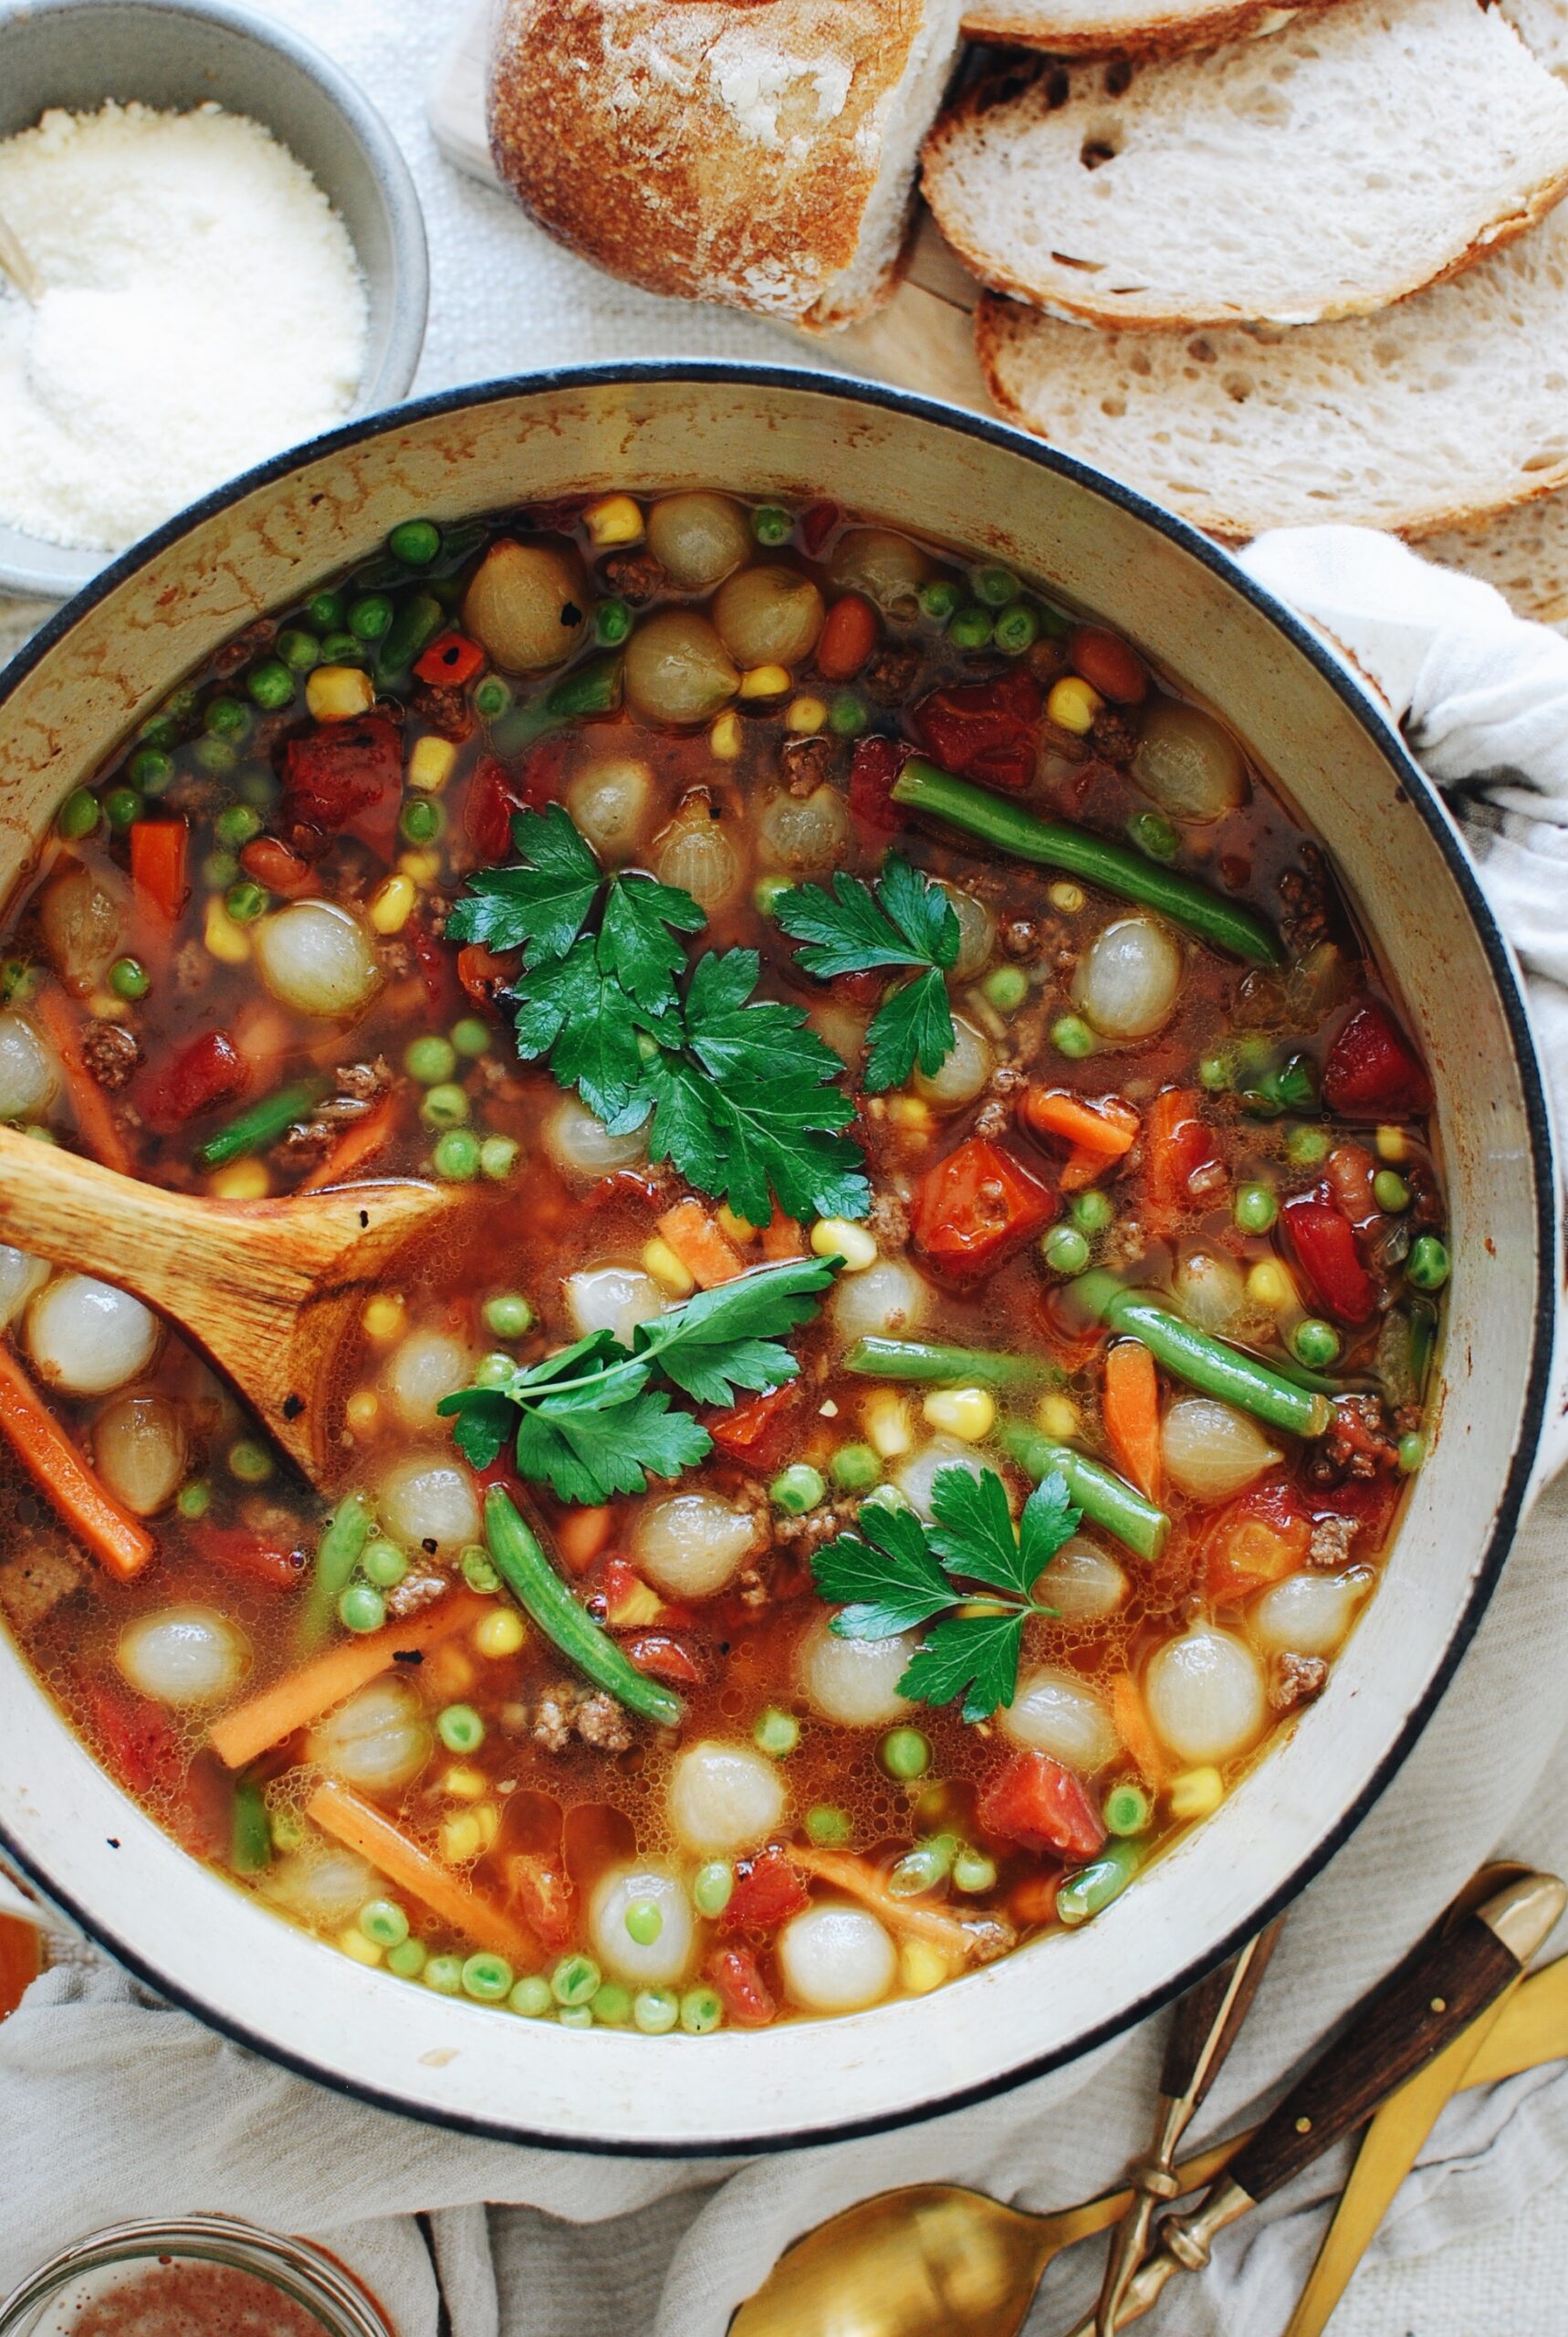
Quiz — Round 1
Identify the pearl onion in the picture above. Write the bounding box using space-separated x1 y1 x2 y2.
1000 1666 1119 1772
590 1866 695 1987
797 1614 916 1726
1145 1628 1266 1766
667 1740 786 1858
779 1905 897 2014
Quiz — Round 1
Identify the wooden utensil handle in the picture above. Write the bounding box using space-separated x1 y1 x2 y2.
1161 1919 1281 2104
1226 1913 1517 2203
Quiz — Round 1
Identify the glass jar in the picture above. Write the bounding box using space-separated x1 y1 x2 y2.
0 2217 396 2337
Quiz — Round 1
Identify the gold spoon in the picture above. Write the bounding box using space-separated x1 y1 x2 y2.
0 1122 461 1486
0 203 44 305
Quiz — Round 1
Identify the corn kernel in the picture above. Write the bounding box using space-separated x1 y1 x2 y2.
785 696 827 735
87 991 127 1021
204 896 251 965
1168 1766 1225 1821
361 1294 406 1342
1036 1393 1081 1441
606 1574 663 1629
399 849 442 884
716 1204 758 1246
886 1096 934 1135
643 1237 695 1298
369 873 415 936
306 665 375 723
1247 1259 1295 1313
1375 1124 1407 1162
407 734 458 792
582 493 644 547
475 1607 527 1659
923 1387 997 1441
345 1389 381 1435
739 664 791 699
863 1389 913 1460
440 1811 483 1864
1048 881 1086 914
709 711 742 761
811 1217 878 1272
899 1938 955 1996
208 1160 269 1201
1047 676 1103 735
338 1925 383 1967
442 1764 488 1802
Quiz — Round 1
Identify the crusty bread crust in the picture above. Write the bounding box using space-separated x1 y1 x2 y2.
958 0 1336 59
488 0 952 330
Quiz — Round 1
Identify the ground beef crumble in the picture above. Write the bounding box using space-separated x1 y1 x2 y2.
385 1573 448 1620
527 1682 633 1754
0 1539 83 1630
410 682 476 742
79 1020 141 1090
600 551 664 604
861 645 922 707
780 736 834 794
1270 1652 1329 1712
867 1189 911 1250
1306 1394 1400 1485
1307 1513 1358 1570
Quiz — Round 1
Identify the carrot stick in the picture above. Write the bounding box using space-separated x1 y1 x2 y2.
793 1845 1011 1960
759 1207 806 1261
129 820 190 924
1059 1144 1109 1194
1021 1088 1139 1158
0 1345 153 1580
1111 1671 1166 1786
208 1591 490 1771
657 1197 745 1287
35 987 133 1175
1103 1338 1162 1501
307 1778 530 1959
298 1096 395 1193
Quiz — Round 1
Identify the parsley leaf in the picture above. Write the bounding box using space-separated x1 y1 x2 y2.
639 1255 837 1405
810 1464 1082 1720
597 871 706 1013
445 804 601 964
514 1388 710 1507
511 938 651 1126
775 855 961 1092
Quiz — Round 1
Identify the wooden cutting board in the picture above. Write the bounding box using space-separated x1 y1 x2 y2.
425 3 996 412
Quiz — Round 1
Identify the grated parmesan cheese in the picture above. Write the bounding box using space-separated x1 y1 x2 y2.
0 101 369 554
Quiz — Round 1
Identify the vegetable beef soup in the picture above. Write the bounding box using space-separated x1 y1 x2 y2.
0 493 1447 2033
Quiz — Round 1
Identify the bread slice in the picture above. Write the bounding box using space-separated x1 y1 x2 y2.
973 198 1568 540
1503 0 1568 78
923 0 1568 331
1422 496 1568 629
958 0 1341 59
487 0 964 331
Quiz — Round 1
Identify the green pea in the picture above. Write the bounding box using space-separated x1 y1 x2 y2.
349 594 394 642
389 519 442 567
137 713 180 752
751 505 792 546
474 676 511 720
129 747 174 795
306 592 345 634
1397 1430 1426 1473
451 1017 492 1059
828 690 868 738
463 1953 514 2002
214 802 262 851
948 605 994 651
318 632 367 666
830 1442 881 1493
859 1482 912 1519
361 1537 409 1588
806 1805 853 1847
483 1292 534 1340
1198 1051 1232 1092
1128 810 1179 865
480 1135 520 1181
1041 1223 1091 1275
1056 1840 1140 1927
994 603 1040 655
399 797 444 846
57 789 100 841
972 565 1019 608
510 1975 553 2017
338 1581 387 1634
421 1082 470 1130
1103 1783 1153 1838
0 959 38 1006
235 765 278 810
625 1897 664 1947
692 1861 734 1919
595 597 632 647
204 697 252 742
888 1838 955 1896
423 1954 465 1995
1069 1188 1114 1234
1291 1318 1342 1370
277 627 321 672
880 1726 931 1781
592 1982 633 2027
754 1707 800 1759
110 957 150 1002
228 1439 274 1484
438 1703 486 1754
1233 1182 1278 1233
1407 1236 1449 1291
103 785 143 831
203 850 239 891
551 1953 601 2007
175 1480 212 1520
918 580 961 624
193 736 237 776
225 881 269 926
952 1847 997 1894
387 1938 428 1980
754 874 793 917
246 660 295 711
473 1352 517 1391
1374 1169 1411 1213
359 1898 411 1948
164 686 201 724
558 2003 594 2029
461 1543 502 1595
1286 1126 1332 1167
405 1034 457 1086
1051 1013 1096 1060
680 1986 724 2034
982 965 1029 1013
770 1463 824 1515
633 1986 680 2034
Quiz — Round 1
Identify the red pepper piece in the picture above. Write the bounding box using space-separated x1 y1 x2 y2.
977 1750 1105 1862
800 501 839 557
707 1943 779 2027
129 819 190 923
278 713 402 863
1282 1191 1378 1324
414 630 486 687
913 670 1042 791
1144 1087 1223 1221
462 756 521 865
622 1632 703 1689
138 1028 250 1134
913 1137 1056 1282
722 1846 810 1935
193 1523 308 1591
848 735 914 834
506 1852 575 1952
706 1383 797 1461
1322 1000 1432 1118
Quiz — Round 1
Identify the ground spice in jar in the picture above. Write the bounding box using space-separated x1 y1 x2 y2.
52 2259 330 2337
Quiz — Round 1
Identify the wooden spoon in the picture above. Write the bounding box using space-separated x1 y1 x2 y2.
0 1124 463 1486
0 203 45 305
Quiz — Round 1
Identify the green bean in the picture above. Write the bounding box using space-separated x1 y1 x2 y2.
1000 1424 1169 1562
842 1336 1053 1389
303 1493 373 1646
546 653 623 719
484 1487 684 1729
1056 1839 1141 1926
193 1076 330 1171
891 760 1281 965
375 591 444 678
489 698 566 756
230 1776 272 1874
1070 1269 1333 1438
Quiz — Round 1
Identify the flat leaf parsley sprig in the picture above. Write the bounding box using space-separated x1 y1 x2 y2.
811 1464 1080 1722
774 855 961 1092
440 1254 837 1506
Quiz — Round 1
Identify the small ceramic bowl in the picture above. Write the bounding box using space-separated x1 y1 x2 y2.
0 0 428 601
0 2217 396 2337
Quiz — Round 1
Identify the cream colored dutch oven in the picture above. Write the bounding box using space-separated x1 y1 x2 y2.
0 368 1554 2152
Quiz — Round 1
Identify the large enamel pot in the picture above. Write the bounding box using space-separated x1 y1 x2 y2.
0 367 1554 2153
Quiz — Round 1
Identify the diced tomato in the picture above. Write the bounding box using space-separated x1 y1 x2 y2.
238 835 315 896
913 1137 1056 1282
913 670 1042 791
506 1852 574 1952
278 712 402 863
456 942 514 1007
137 1028 250 1133
88 1682 183 1801
800 501 839 557
129 819 189 922
1282 1192 1377 1324
1145 1087 1222 1219
721 1846 810 1935
413 630 486 687
411 923 464 1021
601 1557 665 1629
848 734 914 834
622 1632 703 1689
463 755 521 865
192 1524 308 1591
816 593 878 681
977 1750 1105 1862
706 1383 797 1461
1203 1474 1312 1604
1312 1471 1399 1544
1322 1001 1432 1119
707 1944 778 2027
1008 1871 1063 1928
